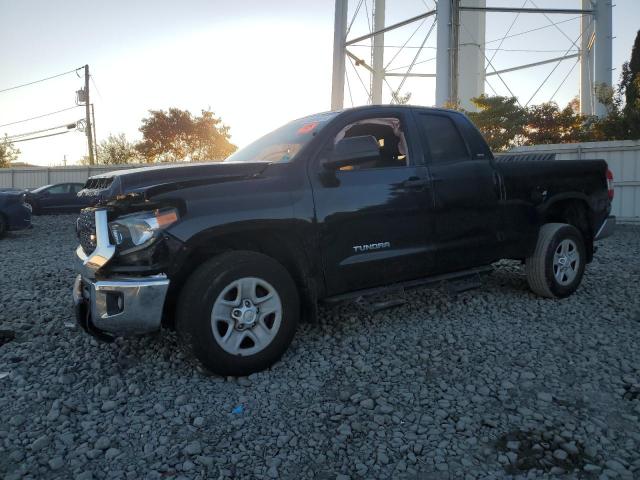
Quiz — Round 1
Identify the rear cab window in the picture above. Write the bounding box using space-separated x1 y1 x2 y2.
416 113 470 164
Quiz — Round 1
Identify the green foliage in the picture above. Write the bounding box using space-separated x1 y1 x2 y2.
619 30 640 138
137 108 237 163
464 95 528 151
524 99 590 145
96 133 141 165
0 134 20 168
456 31 640 149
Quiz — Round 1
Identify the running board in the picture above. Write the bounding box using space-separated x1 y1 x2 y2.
323 265 493 310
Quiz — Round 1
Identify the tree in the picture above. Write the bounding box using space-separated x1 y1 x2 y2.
136 108 236 163
524 100 589 145
97 133 141 165
620 30 640 138
0 135 20 168
464 95 528 151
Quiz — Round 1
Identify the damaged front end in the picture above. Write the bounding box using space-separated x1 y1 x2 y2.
73 198 182 341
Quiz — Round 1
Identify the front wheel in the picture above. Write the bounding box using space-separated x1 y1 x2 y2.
525 223 586 298
176 251 299 376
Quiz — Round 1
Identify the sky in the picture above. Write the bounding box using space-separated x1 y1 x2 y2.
0 0 638 166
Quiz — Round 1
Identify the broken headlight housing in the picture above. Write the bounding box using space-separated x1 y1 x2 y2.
108 208 179 255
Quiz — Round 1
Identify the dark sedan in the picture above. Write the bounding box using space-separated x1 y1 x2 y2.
24 182 92 214
0 191 31 238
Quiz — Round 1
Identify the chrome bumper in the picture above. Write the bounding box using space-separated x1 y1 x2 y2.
594 215 616 241
73 274 170 338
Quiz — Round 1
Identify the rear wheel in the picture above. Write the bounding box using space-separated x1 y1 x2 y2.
525 223 586 298
176 251 299 376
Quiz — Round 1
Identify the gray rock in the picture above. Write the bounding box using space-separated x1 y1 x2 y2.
101 400 117 412
31 435 50 451
553 449 568 461
95 436 111 450
360 398 374 409
105 448 121 460
48 456 64 470
184 441 202 456
537 392 553 402
193 417 205 427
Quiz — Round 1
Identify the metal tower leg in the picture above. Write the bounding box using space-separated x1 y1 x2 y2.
458 0 486 110
331 0 348 111
371 0 386 104
580 0 595 115
594 0 612 117
436 0 453 106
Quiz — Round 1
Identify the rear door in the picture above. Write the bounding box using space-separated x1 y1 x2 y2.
309 109 436 296
414 111 504 273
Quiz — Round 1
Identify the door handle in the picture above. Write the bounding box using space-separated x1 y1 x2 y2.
402 177 429 189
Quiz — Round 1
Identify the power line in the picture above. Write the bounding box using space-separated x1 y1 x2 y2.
0 67 83 94
7 121 80 141
90 75 103 100
0 106 82 128
10 130 73 143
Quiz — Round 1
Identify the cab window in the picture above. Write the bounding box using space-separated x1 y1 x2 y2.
418 114 470 164
47 184 70 194
333 117 409 171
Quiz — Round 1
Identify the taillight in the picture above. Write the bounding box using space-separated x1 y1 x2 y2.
606 168 614 200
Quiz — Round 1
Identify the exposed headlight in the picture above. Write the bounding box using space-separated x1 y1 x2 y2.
108 208 179 254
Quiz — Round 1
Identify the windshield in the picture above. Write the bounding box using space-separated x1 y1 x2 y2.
225 112 337 164
31 185 52 193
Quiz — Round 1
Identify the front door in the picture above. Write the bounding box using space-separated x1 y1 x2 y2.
40 184 74 213
309 110 435 296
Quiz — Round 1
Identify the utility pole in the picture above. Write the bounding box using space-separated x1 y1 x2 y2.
84 64 95 165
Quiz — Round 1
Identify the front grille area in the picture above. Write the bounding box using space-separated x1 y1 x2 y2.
84 177 114 190
77 210 97 254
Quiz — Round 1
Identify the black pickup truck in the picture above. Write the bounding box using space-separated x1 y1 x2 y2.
73 105 615 376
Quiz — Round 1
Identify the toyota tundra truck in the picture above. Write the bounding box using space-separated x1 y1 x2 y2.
73 105 616 376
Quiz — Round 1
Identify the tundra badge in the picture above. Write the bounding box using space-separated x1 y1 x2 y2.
353 242 391 253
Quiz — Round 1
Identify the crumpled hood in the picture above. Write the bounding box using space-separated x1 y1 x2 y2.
79 161 270 201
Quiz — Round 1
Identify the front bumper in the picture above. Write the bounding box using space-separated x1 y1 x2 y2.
73 274 170 340
73 209 170 339
594 215 616 241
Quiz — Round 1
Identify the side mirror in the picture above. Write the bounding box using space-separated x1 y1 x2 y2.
322 135 380 170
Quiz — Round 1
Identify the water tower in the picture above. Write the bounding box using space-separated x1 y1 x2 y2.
331 0 612 116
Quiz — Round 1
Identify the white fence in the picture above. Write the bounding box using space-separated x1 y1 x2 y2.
0 164 157 190
511 140 640 223
3 140 639 222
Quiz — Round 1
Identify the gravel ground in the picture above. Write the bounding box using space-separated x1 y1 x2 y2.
1 215 639 480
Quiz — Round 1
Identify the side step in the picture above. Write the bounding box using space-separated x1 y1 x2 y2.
323 265 493 312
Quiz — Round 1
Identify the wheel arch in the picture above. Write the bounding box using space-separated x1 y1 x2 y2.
163 225 321 328
538 195 595 261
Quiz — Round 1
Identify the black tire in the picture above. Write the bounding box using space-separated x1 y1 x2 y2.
0 214 6 239
176 251 299 376
525 223 586 298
